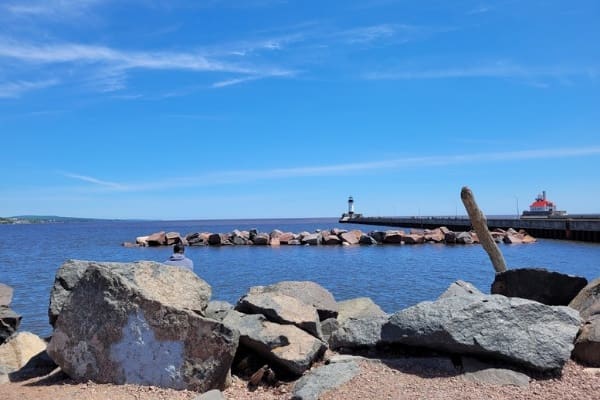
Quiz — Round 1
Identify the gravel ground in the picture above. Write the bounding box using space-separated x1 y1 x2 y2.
0 359 598 400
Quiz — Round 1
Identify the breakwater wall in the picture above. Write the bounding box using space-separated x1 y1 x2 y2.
339 215 600 243
123 226 536 247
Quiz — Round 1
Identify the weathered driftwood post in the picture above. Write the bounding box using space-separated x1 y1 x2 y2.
460 186 507 273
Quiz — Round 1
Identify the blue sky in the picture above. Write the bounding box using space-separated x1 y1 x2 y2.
1 0 599 219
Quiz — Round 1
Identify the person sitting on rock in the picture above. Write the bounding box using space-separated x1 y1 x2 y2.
163 242 194 271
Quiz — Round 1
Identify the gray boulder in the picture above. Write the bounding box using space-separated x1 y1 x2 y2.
0 283 12 307
1 283 20 344
461 357 530 387
0 307 21 345
292 361 360 400
569 277 600 320
320 318 340 343
337 297 387 323
248 281 338 321
48 260 90 327
456 232 474 244
402 234 425 244
222 311 326 376
329 315 388 350
195 389 226 400
381 294 581 372
47 261 236 391
323 298 388 351
205 301 234 322
438 280 484 299
301 233 321 246
369 231 386 243
339 231 360 245
572 315 600 366
236 292 322 339
252 233 270 245
492 268 588 306
359 234 377 245
383 231 403 244
48 260 212 327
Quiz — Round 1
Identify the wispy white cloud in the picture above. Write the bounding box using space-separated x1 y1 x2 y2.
0 79 58 98
3 0 105 18
366 63 599 81
211 69 295 88
336 24 400 44
61 146 600 193
62 172 125 189
467 6 492 15
0 40 254 73
0 38 296 94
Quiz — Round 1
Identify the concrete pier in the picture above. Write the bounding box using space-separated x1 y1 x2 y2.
339 215 600 243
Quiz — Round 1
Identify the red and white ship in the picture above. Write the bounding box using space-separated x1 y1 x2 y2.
521 191 567 218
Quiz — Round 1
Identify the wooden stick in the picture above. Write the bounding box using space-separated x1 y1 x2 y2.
461 186 507 273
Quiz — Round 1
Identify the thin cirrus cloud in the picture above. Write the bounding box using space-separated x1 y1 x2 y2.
366 64 598 81
61 172 125 189
61 146 600 192
0 39 296 94
3 0 103 16
0 79 59 98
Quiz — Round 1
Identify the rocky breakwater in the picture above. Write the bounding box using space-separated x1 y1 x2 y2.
124 226 536 247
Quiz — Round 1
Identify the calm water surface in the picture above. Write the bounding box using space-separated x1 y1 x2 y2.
1 218 599 337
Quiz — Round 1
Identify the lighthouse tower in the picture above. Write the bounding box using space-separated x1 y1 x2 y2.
348 196 355 216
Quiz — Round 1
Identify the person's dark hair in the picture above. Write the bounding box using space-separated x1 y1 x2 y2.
173 242 185 254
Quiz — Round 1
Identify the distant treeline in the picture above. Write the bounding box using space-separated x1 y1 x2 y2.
0 215 101 224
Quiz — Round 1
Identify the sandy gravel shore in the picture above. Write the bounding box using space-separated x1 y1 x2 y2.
1 359 598 400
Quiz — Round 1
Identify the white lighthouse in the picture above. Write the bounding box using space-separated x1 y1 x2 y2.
348 196 355 216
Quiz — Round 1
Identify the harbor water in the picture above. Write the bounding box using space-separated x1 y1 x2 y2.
1 218 599 337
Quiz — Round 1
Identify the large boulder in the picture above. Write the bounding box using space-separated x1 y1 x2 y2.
236 292 322 339
402 234 425 245
339 231 360 245
248 281 338 321
328 315 387 350
0 332 47 373
292 361 360 400
569 278 600 366
383 231 403 244
46 261 236 392
301 233 321 246
381 294 581 372
48 260 212 327
222 311 326 376
146 231 166 246
491 268 588 306
572 315 600 367
0 307 20 345
569 277 600 320
204 301 234 322
438 280 483 299
329 296 388 350
0 283 12 307
1 283 20 344
48 260 90 327
337 297 387 324
358 234 377 245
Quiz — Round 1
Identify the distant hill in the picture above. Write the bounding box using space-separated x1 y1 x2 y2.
1 215 105 224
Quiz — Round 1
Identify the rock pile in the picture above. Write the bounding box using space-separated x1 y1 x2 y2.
125 227 536 247
3 261 600 398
